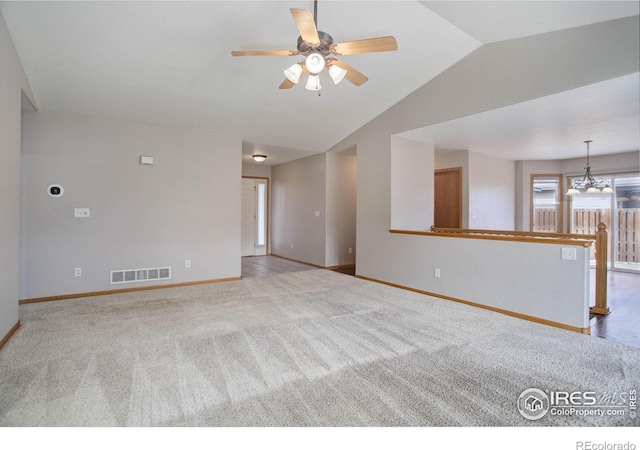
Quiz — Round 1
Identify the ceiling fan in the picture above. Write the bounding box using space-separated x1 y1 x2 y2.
231 1 398 92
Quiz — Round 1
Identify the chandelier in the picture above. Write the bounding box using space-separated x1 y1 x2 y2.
566 140 613 195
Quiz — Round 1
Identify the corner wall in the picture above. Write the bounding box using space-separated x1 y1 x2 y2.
0 11 35 342
20 111 241 299
271 153 327 267
326 147 357 267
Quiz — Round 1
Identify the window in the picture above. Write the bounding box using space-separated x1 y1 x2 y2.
530 174 562 233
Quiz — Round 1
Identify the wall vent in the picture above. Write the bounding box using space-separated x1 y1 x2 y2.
110 267 171 285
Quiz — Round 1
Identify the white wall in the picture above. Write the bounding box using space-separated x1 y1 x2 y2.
242 163 271 179
389 233 590 328
327 17 638 329
271 153 326 266
326 147 357 267
468 151 515 230
390 136 434 231
0 11 35 340
20 111 241 299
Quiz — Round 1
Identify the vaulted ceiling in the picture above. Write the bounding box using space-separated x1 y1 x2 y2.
1 1 638 165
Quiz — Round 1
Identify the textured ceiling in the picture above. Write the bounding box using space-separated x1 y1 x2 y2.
1 1 639 164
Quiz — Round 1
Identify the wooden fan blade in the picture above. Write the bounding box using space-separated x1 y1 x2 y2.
290 8 320 46
279 78 295 89
331 59 368 86
231 50 295 57
332 36 397 55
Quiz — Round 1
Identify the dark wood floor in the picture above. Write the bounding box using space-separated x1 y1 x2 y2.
243 257 640 349
590 270 640 349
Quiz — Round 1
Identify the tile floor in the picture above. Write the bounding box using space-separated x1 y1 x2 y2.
241 255 316 278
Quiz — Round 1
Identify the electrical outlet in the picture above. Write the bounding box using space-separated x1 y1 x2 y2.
434 268 441 278
290 243 294 249
74 267 82 277
348 247 353 254
185 260 191 268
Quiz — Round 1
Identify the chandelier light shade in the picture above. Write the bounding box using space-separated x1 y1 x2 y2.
284 63 303 84
252 154 267 163
328 64 347 85
305 74 321 91
566 140 613 196
305 52 325 74
566 187 581 196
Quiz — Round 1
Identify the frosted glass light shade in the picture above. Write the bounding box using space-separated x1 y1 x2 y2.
305 74 321 91
601 185 614 194
305 53 325 74
566 188 580 196
284 63 303 84
329 64 347 84
252 154 267 163
586 186 601 194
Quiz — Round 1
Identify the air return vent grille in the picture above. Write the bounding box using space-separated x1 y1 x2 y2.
110 267 171 285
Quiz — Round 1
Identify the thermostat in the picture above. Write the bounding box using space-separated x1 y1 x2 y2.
48 184 64 198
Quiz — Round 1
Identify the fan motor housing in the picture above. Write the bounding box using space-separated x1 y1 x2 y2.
297 31 334 55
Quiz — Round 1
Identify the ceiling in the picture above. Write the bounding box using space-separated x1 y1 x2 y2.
1 1 639 165
400 72 640 160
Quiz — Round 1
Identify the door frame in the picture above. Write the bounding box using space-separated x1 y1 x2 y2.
434 167 462 228
529 173 563 233
242 176 270 256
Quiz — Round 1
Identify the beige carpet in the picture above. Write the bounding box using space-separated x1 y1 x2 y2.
1 269 638 426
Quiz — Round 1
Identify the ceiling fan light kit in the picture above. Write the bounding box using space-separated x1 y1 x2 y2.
284 63 303 84
231 2 397 92
305 53 325 74
328 64 347 85
305 74 322 91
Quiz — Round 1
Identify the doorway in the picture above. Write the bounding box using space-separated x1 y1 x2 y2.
434 167 462 228
530 174 563 233
568 174 640 273
241 177 268 257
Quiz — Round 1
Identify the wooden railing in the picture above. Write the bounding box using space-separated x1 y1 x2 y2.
397 224 610 315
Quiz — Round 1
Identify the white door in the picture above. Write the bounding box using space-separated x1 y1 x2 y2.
241 178 267 257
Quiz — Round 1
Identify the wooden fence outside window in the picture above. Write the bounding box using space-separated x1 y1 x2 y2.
534 207 639 263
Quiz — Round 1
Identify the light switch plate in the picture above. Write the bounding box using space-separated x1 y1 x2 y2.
561 247 577 260
74 208 90 218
